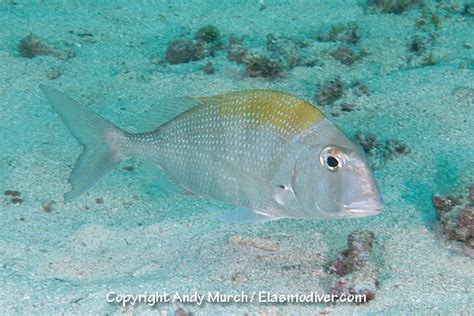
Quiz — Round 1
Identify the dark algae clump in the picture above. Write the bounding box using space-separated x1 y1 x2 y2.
330 46 357 65
4 190 21 197
315 78 345 106
266 33 300 69
464 3 474 16
165 39 205 64
340 103 356 112
4 190 23 205
195 25 221 43
226 33 303 79
202 62 216 74
47 67 62 80
165 25 223 65
409 34 429 55
433 187 474 257
195 24 223 55
17 34 55 58
227 35 248 64
17 33 75 59
317 22 361 45
243 34 301 79
355 131 410 168
367 0 424 14
244 51 285 79
11 198 23 205
329 230 379 304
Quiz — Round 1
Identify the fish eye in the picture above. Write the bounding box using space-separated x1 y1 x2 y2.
326 156 339 169
320 146 344 171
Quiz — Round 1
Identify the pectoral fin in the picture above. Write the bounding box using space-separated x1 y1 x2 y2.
220 207 279 223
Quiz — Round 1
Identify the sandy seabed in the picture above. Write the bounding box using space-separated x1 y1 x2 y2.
0 1 473 315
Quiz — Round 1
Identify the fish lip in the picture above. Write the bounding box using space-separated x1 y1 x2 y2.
343 201 384 215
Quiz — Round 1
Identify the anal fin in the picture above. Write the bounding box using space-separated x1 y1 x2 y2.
220 208 279 223
141 161 190 196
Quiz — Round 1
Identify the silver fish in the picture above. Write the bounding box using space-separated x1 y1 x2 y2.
40 86 383 222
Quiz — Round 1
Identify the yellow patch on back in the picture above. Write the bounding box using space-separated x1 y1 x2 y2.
195 90 324 134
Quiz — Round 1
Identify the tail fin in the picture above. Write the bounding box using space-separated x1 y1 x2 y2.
40 85 125 201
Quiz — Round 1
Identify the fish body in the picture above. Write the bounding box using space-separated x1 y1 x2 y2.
41 86 383 221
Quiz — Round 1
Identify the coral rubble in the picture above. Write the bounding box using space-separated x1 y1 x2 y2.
165 25 223 64
315 78 345 106
329 230 378 304
17 34 56 58
165 38 206 64
433 187 474 257
354 131 410 168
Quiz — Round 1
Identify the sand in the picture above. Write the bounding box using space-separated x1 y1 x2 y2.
0 0 473 315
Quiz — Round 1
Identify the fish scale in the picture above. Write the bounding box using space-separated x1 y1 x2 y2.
143 91 320 205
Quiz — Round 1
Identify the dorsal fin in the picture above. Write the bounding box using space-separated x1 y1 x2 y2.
135 90 325 133
193 89 325 133
136 96 199 132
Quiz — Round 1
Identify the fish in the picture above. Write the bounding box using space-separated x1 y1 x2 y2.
40 85 384 222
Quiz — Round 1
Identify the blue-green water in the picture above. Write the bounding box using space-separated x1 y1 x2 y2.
0 1 473 315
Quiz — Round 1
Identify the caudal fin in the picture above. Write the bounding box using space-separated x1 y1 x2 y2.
40 85 125 201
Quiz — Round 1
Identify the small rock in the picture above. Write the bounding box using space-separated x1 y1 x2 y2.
456 207 474 240
331 277 376 304
202 62 216 74
227 34 300 77
17 34 56 58
317 22 361 45
315 78 344 106
354 131 411 168
47 67 62 80
432 194 463 219
195 25 221 43
329 230 378 304
11 198 23 205
228 35 243 46
165 39 205 64
367 0 424 14
351 81 369 96
175 307 192 316
464 3 474 16
73 31 97 44
231 271 248 283
434 188 474 256
340 103 355 112
330 230 375 275
42 200 56 212
463 237 474 257
330 46 357 65
409 34 428 55
195 25 223 55
228 235 280 251
4 190 21 197
122 165 135 172
266 33 300 69
244 50 285 79
227 44 248 64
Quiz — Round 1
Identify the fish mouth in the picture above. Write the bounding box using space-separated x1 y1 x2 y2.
343 201 384 216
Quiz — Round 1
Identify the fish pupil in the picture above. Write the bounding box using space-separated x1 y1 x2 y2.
326 156 339 168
